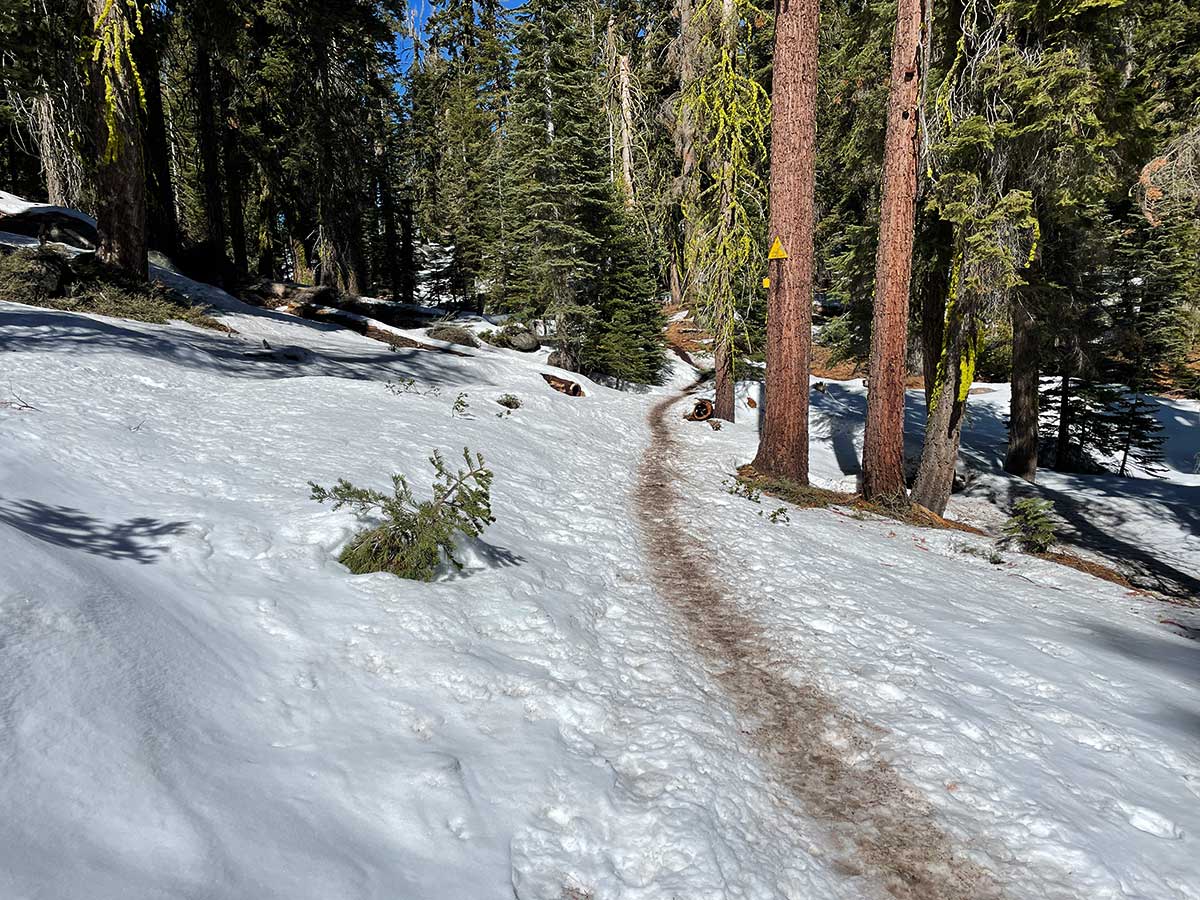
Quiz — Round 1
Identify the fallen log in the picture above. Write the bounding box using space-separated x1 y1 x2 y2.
541 373 584 396
684 398 714 421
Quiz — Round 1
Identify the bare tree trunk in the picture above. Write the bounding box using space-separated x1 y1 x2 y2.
921 271 945 408
752 0 819 483
911 312 973 514
618 53 636 206
136 14 178 256
399 195 417 305
221 82 247 276
862 0 925 501
714 328 736 421
673 0 699 313
88 0 147 278
1054 367 1073 471
1004 295 1040 481
255 174 275 279
195 47 227 263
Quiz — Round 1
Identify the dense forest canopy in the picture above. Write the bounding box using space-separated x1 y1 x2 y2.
1 0 1197 494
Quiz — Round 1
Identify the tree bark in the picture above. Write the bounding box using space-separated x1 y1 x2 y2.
222 113 247 274
88 0 147 278
399 194 417 305
617 52 636 206
713 326 736 421
911 312 973 514
752 0 819 483
1054 367 1072 471
673 0 699 312
136 14 178 257
1004 295 1040 481
194 46 227 264
862 0 925 501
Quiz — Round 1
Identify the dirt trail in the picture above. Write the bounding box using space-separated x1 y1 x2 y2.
633 388 1006 900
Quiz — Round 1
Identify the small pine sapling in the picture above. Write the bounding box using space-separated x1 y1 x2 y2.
1003 498 1057 554
310 449 494 581
452 392 470 417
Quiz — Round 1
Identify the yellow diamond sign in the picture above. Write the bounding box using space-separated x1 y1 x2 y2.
768 237 788 260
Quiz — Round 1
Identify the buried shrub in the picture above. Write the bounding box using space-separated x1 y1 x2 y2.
310 449 494 581
1002 498 1057 554
0 246 224 330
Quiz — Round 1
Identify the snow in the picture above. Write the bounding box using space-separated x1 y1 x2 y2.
0 241 1197 897
0 189 97 227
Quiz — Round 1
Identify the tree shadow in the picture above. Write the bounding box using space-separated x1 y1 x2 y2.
1007 478 1200 601
0 307 496 390
811 383 864 477
441 536 526 581
1082 618 1200 740
0 498 187 564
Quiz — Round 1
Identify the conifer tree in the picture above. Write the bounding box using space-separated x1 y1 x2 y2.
862 0 925 501
753 0 819 483
499 0 664 383
681 0 769 422
88 0 148 278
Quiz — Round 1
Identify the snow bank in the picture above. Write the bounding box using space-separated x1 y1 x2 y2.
1 262 1197 898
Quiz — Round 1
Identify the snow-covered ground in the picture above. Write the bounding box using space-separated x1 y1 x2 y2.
0 248 1197 897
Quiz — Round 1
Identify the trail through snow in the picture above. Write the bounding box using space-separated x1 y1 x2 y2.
635 387 1006 900
0 240 1197 898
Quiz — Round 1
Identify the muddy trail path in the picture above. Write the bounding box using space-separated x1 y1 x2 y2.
633 387 1008 900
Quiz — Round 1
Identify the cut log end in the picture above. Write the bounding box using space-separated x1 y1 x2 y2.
541 373 584 397
684 398 715 421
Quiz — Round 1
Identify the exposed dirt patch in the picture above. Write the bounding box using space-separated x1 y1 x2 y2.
634 387 1008 900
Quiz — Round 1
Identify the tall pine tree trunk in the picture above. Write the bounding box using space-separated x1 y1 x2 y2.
673 0 699 312
136 14 178 257
752 0 819 483
195 47 227 265
617 52 636 206
862 0 925 501
911 294 975 514
1004 295 1040 481
399 195 417 305
1055 368 1073 470
89 0 147 278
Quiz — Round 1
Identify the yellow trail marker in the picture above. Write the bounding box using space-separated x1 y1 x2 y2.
768 237 788 260
762 276 771 288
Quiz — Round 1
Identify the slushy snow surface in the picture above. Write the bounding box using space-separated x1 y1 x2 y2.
0 264 1197 898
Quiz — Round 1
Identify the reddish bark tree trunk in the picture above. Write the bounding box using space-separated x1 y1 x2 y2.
862 0 925 501
89 0 147 279
1004 295 1040 481
752 0 819 483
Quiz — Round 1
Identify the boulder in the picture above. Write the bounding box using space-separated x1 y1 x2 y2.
501 324 540 352
547 349 579 372
427 324 480 348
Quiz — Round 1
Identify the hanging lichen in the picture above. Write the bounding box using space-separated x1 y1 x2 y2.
679 0 770 376
91 0 146 163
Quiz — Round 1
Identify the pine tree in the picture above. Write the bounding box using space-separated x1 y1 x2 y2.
861 0 925 501
680 0 770 422
498 0 664 383
753 0 819 484
88 0 148 278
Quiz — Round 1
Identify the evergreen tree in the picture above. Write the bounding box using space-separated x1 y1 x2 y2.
498 0 665 383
